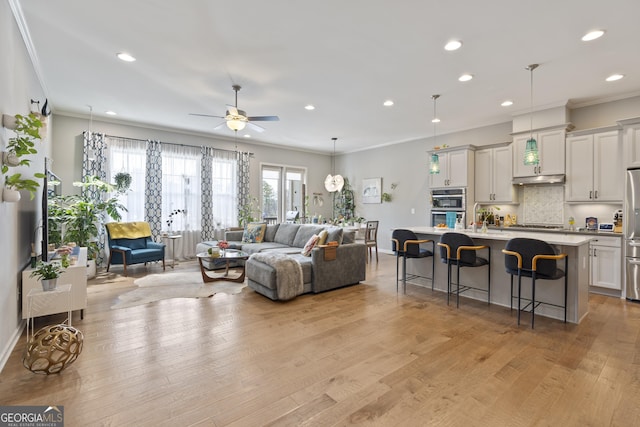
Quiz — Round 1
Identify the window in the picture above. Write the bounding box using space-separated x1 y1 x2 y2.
261 164 306 222
210 152 237 228
107 137 146 222
161 145 201 232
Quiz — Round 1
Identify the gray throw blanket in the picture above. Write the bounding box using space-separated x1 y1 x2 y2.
250 252 303 301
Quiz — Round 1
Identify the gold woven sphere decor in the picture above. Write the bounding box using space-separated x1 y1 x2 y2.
23 324 84 375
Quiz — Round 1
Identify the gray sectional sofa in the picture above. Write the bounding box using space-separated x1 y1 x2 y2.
223 223 367 300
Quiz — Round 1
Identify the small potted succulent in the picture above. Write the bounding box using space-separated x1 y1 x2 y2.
30 261 65 291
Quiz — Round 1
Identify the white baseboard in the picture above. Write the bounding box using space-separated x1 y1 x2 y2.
0 320 25 374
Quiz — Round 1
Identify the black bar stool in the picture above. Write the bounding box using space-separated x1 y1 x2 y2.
437 232 491 307
502 238 568 328
391 229 435 294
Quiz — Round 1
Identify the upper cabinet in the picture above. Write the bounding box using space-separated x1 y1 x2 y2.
620 118 640 168
430 147 475 189
475 143 516 203
566 129 622 202
512 128 566 177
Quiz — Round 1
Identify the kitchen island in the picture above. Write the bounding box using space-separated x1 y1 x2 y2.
399 227 593 324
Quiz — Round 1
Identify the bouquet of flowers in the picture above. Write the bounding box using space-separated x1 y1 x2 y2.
218 240 229 250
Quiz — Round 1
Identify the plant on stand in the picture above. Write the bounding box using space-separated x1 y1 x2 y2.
30 261 64 291
166 209 186 235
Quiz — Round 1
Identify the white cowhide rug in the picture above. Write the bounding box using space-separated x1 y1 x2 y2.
111 271 246 309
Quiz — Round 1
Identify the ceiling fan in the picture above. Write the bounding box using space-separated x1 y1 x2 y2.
190 84 279 133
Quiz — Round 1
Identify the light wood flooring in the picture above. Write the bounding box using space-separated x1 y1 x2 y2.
1 254 640 426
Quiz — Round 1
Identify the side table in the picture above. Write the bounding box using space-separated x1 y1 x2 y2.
27 283 72 341
162 234 182 268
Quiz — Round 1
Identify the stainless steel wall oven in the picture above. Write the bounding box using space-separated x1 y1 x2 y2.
430 188 466 227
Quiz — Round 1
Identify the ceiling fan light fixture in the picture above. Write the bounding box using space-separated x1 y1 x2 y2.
226 118 246 131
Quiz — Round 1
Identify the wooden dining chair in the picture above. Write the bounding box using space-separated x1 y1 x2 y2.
364 220 379 263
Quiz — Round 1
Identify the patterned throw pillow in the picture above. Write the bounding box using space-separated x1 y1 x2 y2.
317 229 329 246
301 234 319 256
242 222 267 243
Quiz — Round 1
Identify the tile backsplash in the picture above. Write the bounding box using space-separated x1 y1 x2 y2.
522 185 564 224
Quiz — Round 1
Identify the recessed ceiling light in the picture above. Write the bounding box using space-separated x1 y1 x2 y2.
431 118 441 123
105 110 117 115
501 100 513 107
606 74 624 82
582 30 605 41
304 104 315 110
444 40 462 51
116 52 136 62
458 74 473 82
383 100 394 107
244 134 251 138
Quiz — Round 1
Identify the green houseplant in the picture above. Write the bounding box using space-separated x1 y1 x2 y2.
53 176 126 259
113 172 132 193
238 196 259 227
4 173 43 201
30 261 64 291
2 113 43 173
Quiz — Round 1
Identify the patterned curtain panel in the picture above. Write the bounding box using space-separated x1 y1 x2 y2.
145 140 163 239
237 151 251 227
82 131 108 265
201 147 215 241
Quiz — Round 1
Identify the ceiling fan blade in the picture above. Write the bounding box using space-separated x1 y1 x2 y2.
226 105 239 116
248 115 279 122
189 113 225 119
247 122 265 133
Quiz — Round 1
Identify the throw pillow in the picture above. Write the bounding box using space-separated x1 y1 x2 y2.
317 229 329 246
242 222 267 243
301 234 319 256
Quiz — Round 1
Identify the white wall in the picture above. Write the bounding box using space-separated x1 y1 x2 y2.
338 122 513 251
0 2 49 370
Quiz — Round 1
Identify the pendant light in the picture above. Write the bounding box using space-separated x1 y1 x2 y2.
324 137 344 192
523 64 540 165
430 94 441 174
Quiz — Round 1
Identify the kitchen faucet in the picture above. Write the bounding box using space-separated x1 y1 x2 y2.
472 202 480 232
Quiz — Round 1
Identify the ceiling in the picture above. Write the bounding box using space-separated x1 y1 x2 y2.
13 0 640 154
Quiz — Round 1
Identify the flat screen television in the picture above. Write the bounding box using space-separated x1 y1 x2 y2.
41 158 61 261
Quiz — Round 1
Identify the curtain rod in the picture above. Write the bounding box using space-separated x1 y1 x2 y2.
100 133 254 156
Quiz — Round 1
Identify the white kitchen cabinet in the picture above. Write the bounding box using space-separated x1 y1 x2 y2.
620 118 640 168
590 236 622 291
513 128 565 177
22 247 88 320
566 129 622 202
475 143 516 203
430 147 474 188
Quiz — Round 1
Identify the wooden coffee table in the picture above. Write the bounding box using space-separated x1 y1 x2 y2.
196 250 249 283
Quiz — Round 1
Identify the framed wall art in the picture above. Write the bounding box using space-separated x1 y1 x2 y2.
362 177 382 204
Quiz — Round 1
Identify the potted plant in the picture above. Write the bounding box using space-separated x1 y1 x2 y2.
53 176 126 267
113 172 132 194
4 172 44 202
238 197 259 227
30 261 64 291
1 113 43 174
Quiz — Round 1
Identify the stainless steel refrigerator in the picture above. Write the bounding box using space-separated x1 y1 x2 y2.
625 168 640 301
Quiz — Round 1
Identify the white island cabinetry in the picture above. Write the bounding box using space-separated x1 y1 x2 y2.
399 228 591 324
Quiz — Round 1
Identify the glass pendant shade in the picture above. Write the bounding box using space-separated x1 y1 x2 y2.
430 153 440 174
524 138 539 165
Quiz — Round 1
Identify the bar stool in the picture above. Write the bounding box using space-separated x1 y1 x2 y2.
391 229 435 294
437 232 491 308
502 238 568 328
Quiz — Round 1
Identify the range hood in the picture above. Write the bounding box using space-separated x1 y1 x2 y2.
512 174 565 185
